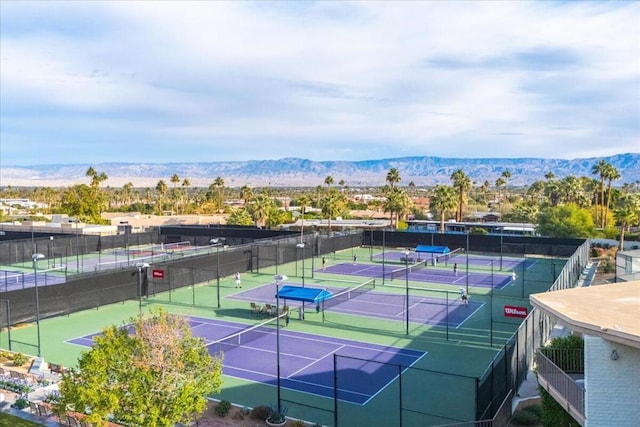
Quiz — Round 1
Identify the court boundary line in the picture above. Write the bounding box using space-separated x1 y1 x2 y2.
69 314 425 406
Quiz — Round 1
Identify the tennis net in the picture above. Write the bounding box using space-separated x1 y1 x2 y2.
389 260 428 280
434 247 464 265
323 278 376 310
208 312 287 354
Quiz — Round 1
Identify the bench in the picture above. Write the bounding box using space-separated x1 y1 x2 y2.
49 363 66 375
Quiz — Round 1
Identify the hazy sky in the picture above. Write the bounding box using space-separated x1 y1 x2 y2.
1 1 639 166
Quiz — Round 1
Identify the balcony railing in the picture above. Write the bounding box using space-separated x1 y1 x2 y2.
536 349 585 426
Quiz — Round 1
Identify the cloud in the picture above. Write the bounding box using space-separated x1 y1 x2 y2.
1 1 638 165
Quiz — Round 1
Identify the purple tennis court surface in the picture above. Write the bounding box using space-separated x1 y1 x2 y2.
68 316 425 405
0 269 66 292
230 284 482 328
373 251 535 271
323 262 512 289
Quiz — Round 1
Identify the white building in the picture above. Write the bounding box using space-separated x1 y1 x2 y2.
530 282 640 426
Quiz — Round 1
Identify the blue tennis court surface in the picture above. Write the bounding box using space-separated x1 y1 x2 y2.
232 284 482 328
68 316 426 405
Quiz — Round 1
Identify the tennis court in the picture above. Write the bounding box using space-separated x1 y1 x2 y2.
373 250 535 271
322 262 513 289
231 283 482 328
0 268 66 292
68 315 426 405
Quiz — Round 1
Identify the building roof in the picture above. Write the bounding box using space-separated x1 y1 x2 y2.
530 281 640 349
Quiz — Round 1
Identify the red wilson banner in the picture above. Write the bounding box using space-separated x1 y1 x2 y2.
503 305 528 318
152 269 165 279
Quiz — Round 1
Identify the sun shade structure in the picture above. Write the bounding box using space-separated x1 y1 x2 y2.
415 245 450 255
276 285 333 303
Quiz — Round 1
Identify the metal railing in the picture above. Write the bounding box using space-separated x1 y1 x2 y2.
433 390 513 427
536 349 585 426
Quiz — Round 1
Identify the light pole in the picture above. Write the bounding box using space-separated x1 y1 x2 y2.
136 262 149 314
210 238 226 308
466 231 470 295
403 249 410 335
296 242 305 319
32 253 44 357
273 273 287 413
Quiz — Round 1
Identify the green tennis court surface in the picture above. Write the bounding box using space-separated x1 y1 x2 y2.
0 247 563 426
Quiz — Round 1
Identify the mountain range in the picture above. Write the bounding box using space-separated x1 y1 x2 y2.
2 153 639 188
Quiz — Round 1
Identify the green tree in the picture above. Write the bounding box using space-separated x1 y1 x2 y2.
296 195 311 240
59 184 106 223
614 194 640 250
56 310 222 427
249 193 275 227
591 159 609 227
429 185 457 233
227 208 254 226
603 164 621 227
155 180 168 214
324 175 334 188
320 188 345 235
213 177 225 213
385 167 401 188
450 169 471 222
239 185 254 206
537 204 596 238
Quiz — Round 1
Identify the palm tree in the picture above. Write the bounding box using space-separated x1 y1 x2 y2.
591 159 610 227
544 171 556 181
240 185 253 206
181 178 191 214
250 193 274 228
386 168 401 188
408 181 416 197
501 169 512 201
296 195 311 241
604 164 621 227
155 180 168 214
324 176 334 189
429 185 457 233
122 182 134 206
495 177 506 213
450 169 471 222
213 176 225 213
614 194 640 250
320 188 345 235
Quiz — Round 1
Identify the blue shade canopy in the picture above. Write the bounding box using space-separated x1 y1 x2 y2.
415 245 450 254
276 285 333 303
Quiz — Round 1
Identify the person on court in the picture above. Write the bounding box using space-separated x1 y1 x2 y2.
353 254 357 265
511 271 517 282
235 272 242 288
453 263 458 276
460 287 468 306
322 257 326 270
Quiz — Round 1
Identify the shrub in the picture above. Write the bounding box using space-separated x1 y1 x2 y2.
215 400 231 417
539 386 581 427
250 405 270 420
11 352 29 367
522 404 542 418
603 259 615 273
12 397 29 410
267 403 288 423
511 408 539 425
